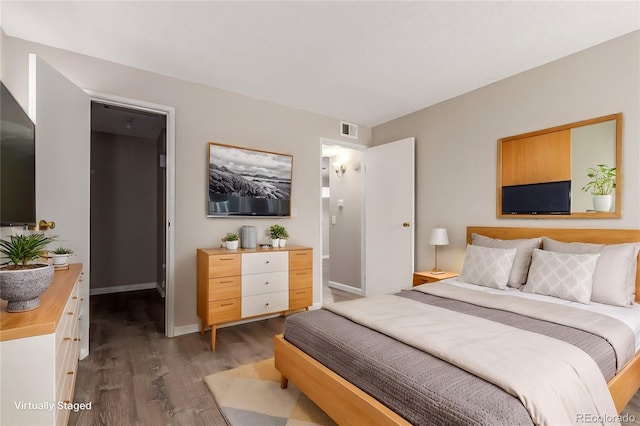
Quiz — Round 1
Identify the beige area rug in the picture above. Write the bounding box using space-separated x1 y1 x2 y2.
205 358 336 426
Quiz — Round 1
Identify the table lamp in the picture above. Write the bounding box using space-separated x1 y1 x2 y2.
429 227 449 274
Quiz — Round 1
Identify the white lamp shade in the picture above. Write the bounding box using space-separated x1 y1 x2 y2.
429 228 449 246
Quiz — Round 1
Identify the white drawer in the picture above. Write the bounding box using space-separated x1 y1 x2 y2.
242 271 288 297
241 291 288 317
242 252 288 275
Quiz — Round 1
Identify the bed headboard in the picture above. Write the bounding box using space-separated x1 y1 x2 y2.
466 226 640 303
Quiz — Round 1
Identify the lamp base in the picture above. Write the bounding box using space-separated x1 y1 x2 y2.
430 269 445 275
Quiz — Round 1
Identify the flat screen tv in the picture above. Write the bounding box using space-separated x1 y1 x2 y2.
1 82 36 227
502 180 571 215
207 142 293 217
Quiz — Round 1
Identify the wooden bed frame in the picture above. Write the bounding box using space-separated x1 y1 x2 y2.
274 226 640 425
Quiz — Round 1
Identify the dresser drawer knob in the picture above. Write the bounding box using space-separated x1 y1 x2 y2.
265 302 270 307
67 312 74 315
72 296 78 300
63 337 71 341
221 303 233 307
265 260 270 264
67 371 74 375
219 257 234 261
264 281 269 285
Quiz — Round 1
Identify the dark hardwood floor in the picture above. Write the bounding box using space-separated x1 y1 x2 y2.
70 289 283 425
71 288 640 425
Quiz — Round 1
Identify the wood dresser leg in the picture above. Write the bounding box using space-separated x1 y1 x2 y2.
280 375 289 389
210 325 217 351
200 319 205 335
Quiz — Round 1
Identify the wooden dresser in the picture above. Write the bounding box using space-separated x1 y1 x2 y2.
197 246 312 350
0 263 83 426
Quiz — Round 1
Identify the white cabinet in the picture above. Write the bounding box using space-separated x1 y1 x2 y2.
0 264 83 426
241 252 289 317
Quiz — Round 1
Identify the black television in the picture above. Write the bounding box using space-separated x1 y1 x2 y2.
1 82 36 227
502 180 571 215
207 142 293 217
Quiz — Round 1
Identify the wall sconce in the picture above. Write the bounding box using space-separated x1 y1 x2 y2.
429 227 449 274
332 161 347 176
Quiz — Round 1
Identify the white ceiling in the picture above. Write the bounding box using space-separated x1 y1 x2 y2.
2 1 639 127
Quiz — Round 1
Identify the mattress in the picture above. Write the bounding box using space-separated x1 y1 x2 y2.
283 285 628 425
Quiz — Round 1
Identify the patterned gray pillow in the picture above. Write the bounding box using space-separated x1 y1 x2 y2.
523 249 600 305
542 237 640 306
472 233 541 288
459 245 517 290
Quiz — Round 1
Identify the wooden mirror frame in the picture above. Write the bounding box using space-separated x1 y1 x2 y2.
497 113 622 219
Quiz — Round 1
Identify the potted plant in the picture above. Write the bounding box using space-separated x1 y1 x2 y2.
50 246 74 266
581 164 616 212
0 233 56 312
222 233 239 250
278 228 289 248
269 224 286 248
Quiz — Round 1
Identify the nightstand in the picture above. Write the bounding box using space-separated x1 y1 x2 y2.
412 270 459 286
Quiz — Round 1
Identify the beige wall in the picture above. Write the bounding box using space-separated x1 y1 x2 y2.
372 31 640 274
1 34 371 331
328 150 364 290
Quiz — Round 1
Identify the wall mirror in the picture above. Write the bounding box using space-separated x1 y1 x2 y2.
497 113 622 219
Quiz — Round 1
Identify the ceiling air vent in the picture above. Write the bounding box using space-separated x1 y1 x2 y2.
340 121 358 139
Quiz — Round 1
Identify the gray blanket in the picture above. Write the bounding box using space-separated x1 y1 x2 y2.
283 291 619 425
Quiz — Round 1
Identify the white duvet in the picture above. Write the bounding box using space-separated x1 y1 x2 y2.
441 277 640 352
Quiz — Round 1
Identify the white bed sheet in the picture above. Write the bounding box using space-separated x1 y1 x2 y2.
441 278 640 353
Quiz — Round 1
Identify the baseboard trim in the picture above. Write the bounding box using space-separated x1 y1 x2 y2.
328 280 364 296
90 282 157 296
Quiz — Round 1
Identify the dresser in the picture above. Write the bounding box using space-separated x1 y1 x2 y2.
0 263 83 426
197 246 313 350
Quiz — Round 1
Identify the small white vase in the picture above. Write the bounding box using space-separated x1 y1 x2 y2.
226 240 239 250
271 238 280 248
279 239 287 248
593 194 612 212
52 254 70 266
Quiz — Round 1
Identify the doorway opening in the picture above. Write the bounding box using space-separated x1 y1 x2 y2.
320 138 365 305
90 100 168 333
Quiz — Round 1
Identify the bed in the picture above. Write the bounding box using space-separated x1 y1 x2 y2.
274 226 640 425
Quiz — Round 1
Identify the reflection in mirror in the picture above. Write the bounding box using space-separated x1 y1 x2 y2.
571 120 616 213
497 113 621 219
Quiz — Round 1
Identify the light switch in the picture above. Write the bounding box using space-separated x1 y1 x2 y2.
337 199 344 208
331 215 336 225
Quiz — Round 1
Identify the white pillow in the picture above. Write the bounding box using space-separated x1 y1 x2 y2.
472 233 541 288
523 249 600 305
542 237 640 306
458 245 517 290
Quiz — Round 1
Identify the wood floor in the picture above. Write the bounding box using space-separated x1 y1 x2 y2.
70 284 640 425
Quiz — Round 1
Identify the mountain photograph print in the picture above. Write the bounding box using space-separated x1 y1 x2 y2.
207 142 293 217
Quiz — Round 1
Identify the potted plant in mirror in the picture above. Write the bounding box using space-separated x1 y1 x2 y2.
269 224 286 248
581 164 616 212
0 233 56 312
222 233 239 250
50 246 74 267
278 228 289 248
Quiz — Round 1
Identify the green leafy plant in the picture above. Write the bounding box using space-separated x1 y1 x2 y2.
0 234 56 267
222 233 239 242
51 246 74 255
269 224 287 239
581 164 616 196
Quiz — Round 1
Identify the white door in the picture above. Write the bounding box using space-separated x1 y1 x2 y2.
364 138 415 295
29 55 91 358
